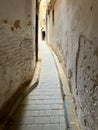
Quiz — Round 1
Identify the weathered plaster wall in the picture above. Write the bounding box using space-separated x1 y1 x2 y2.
0 0 36 117
47 0 98 130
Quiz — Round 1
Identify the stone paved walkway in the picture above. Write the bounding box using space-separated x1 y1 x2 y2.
8 42 66 130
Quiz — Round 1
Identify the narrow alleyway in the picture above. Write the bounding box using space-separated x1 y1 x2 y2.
0 1 98 130
8 42 66 130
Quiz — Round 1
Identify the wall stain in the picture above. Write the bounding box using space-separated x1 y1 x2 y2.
14 20 21 29
27 21 32 26
28 14 31 17
3 19 8 24
94 47 98 58
90 6 93 11
11 27 14 32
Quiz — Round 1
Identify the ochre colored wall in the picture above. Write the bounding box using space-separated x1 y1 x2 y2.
0 0 36 117
47 0 98 130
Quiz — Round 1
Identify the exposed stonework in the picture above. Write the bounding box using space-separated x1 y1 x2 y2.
76 35 98 130
0 0 36 122
46 0 98 130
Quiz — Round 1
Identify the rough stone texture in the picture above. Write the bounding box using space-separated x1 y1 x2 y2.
0 0 36 116
46 0 98 130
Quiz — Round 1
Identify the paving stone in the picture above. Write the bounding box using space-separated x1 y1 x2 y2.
14 117 34 125
50 116 61 124
43 100 59 104
50 104 64 110
43 124 65 130
38 110 45 116
26 125 43 130
8 42 66 130
50 116 65 124
50 110 65 116
34 117 50 124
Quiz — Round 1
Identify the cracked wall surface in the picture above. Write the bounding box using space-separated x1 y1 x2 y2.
0 0 36 119
46 0 98 130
